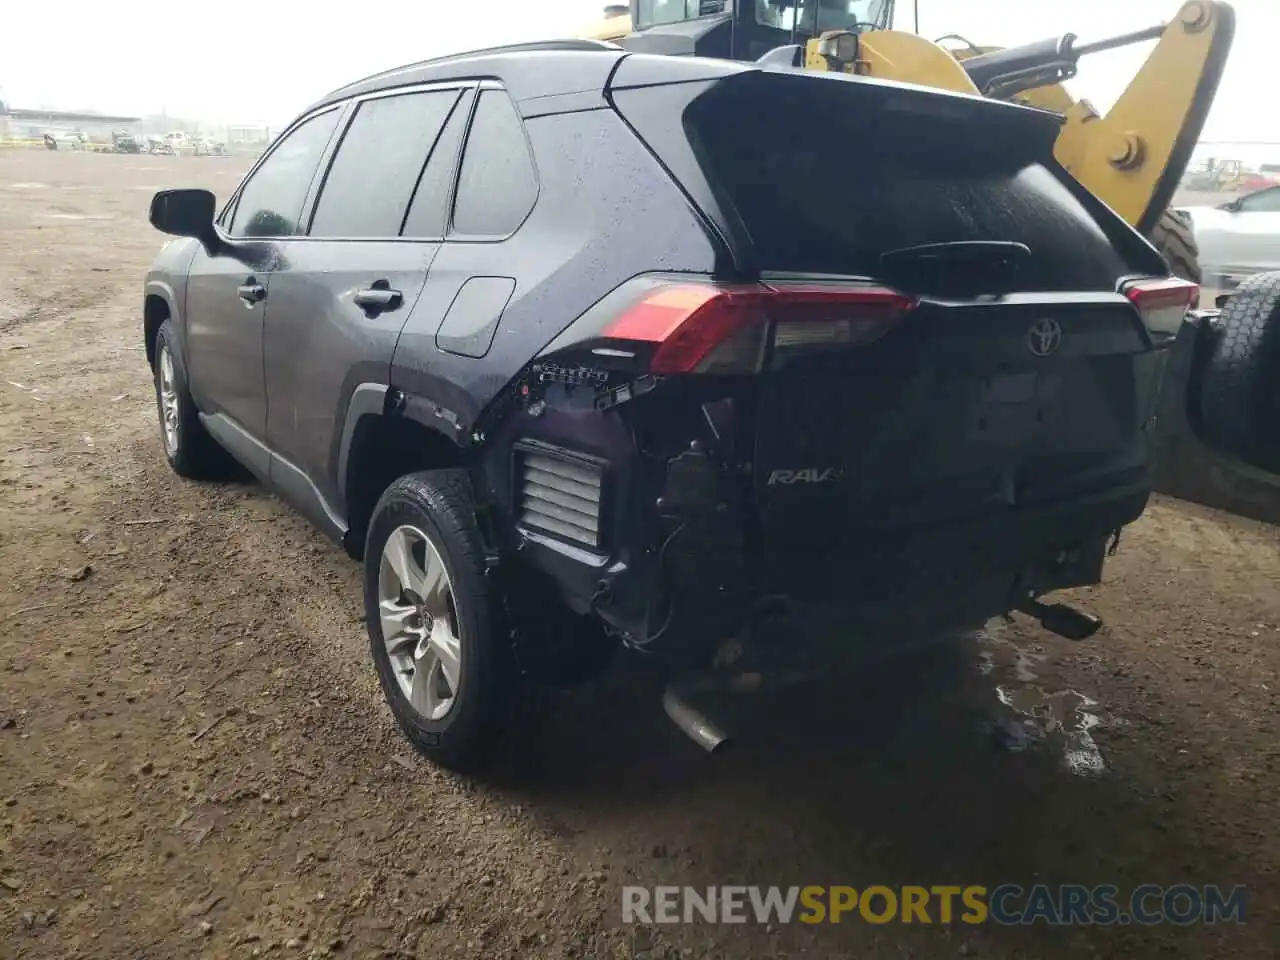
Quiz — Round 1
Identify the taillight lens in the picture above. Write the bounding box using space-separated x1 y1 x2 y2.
601 283 917 374
1124 277 1199 335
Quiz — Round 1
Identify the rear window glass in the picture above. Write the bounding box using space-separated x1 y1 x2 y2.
679 74 1133 290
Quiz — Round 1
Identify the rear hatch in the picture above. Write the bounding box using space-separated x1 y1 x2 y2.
608 60 1183 585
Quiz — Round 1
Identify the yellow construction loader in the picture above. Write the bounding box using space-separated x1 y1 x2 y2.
579 0 1236 285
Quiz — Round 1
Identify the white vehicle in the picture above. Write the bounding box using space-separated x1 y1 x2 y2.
148 132 191 155
191 136 227 156
1182 184 1280 291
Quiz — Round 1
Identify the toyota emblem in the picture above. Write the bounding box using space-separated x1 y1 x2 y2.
1027 317 1063 357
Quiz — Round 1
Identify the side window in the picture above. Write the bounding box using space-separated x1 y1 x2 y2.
450 90 538 238
229 109 341 238
401 92 471 239
309 89 462 238
1238 187 1280 213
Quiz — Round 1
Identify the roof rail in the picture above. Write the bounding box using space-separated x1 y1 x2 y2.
326 39 623 98
493 39 623 53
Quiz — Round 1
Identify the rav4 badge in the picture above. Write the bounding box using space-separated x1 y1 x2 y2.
767 468 841 486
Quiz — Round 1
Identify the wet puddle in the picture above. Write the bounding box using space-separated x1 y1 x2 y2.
975 620 1109 777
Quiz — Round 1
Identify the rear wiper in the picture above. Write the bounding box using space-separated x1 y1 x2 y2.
881 241 1031 270
879 241 1031 297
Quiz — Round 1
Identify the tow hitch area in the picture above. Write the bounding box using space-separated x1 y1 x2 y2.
1013 596 1104 641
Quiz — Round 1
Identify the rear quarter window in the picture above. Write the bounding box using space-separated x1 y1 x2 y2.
450 89 539 239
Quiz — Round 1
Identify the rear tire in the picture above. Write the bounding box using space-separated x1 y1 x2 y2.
364 469 539 774
151 320 233 480
1197 271 1280 474
1148 207 1202 285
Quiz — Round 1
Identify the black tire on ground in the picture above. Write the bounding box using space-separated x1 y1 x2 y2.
364 470 539 774
1197 271 1280 474
1147 207 1202 285
151 320 234 480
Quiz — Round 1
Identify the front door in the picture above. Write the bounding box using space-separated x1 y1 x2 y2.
183 105 344 440
183 247 272 430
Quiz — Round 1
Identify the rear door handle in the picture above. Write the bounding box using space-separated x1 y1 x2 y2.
236 281 266 305
353 285 403 316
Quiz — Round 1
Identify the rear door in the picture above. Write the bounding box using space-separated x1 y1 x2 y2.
261 84 473 521
390 85 541 414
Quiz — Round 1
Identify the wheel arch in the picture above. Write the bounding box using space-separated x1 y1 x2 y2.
143 280 181 369
339 387 471 560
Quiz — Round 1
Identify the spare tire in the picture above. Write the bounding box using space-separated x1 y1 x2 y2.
1196 271 1280 474
1147 207 1202 284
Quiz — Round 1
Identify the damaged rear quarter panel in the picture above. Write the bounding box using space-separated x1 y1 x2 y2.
387 104 725 440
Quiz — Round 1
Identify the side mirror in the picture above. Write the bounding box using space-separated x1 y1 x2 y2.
149 188 216 239
1219 197 1243 213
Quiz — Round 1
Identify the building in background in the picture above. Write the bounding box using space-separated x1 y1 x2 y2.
224 124 273 150
0 104 141 143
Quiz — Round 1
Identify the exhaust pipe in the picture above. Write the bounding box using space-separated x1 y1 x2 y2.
662 683 730 754
662 665 822 753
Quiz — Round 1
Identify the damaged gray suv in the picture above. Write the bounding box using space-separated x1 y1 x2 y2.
143 40 1199 772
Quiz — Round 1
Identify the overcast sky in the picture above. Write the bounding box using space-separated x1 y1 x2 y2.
3 0 1274 150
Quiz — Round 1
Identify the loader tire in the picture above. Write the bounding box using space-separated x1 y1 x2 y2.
1147 207 1202 285
1197 271 1280 474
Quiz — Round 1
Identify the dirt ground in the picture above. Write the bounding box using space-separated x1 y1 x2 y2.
1 150 1278 960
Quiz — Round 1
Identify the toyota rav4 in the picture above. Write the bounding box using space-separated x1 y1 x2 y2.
143 40 1199 772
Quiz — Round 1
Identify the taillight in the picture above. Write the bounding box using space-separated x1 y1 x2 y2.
1124 277 1199 335
601 283 917 374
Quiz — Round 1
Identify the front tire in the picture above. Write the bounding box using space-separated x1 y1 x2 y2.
151 320 232 479
364 470 537 774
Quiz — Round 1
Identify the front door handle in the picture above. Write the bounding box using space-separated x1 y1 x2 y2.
236 279 266 305
353 284 403 316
